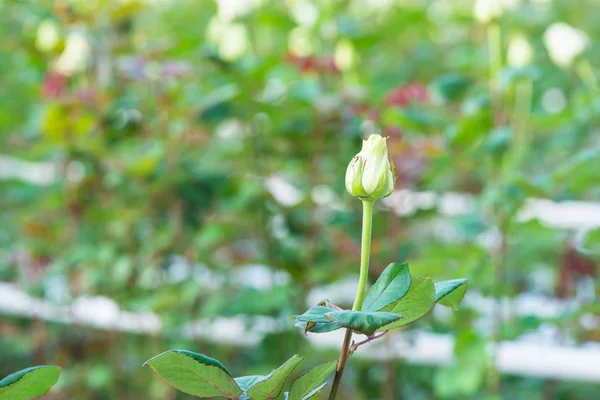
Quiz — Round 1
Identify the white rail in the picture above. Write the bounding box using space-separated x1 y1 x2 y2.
1 283 599 383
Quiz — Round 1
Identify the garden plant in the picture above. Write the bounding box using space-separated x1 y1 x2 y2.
141 134 467 400
0 134 467 400
2 1 600 399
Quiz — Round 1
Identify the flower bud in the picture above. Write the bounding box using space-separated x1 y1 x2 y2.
345 134 395 200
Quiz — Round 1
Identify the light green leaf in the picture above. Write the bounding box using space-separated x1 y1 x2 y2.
246 355 303 400
363 262 411 312
234 376 265 392
287 361 336 400
578 228 600 256
325 311 402 336
379 277 435 331
0 366 60 400
435 279 468 311
434 365 485 398
297 383 328 399
434 330 487 397
143 350 242 399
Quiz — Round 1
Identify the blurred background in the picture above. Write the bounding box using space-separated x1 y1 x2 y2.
1 0 599 399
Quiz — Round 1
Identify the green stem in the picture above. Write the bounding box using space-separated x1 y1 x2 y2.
353 200 374 311
503 78 532 181
329 200 375 400
576 58 599 91
487 22 503 126
486 20 506 396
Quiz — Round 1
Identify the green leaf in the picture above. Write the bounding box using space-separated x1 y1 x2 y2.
363 262 411 312
434 330 487 397
294 319 342 334
434 279 468 311
325 311 402 336
578 228 600 256
434 365 485 398
286 383 328 400
430 73 471 102
484 126 512 156
287 361 336 400
0 366 60 400
293 306 334 324
246 355 303 400
143 350 242 399
293 301 342 334
302 383 327 399
379 277 435 331
382 107 443 131
234 376 265 392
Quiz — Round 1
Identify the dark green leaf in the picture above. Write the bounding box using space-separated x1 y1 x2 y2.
293 301 342 334
444 111 491 147
246 355 303 400
294 319 342 334
435 279 468 310
379 277 435 331
382 107 443 131
363 262 411 312
485 126 512 155
143 350 242 399
430 73 471 102
287 361 336 400
293 306 334 324
325 311 402 336
0 366 60 400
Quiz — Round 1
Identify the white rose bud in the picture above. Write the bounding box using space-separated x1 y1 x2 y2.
345 134 395 201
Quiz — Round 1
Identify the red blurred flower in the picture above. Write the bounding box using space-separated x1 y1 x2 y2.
320 55 340 75
385 83 428 108
383 125 402 139
41 71 68 98
75 88 96 106
284 52 339 75
350 102 380 122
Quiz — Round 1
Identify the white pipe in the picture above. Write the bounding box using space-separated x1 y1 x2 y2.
1 283 599 383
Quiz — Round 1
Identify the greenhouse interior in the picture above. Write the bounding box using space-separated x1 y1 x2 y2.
1 0 599 399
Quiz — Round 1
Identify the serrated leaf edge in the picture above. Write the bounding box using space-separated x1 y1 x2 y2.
143 350 242 399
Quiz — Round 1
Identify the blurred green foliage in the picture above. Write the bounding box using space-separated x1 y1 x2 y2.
1 0 599 399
